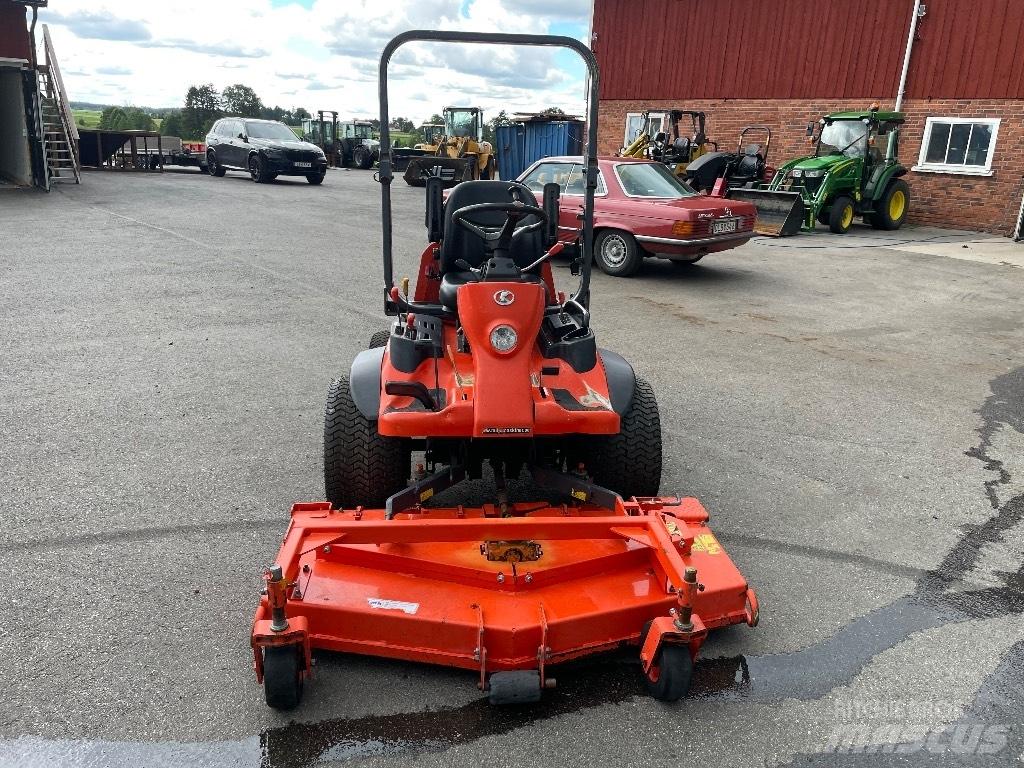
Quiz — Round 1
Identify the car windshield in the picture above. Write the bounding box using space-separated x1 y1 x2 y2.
446 110 479 139
614 162 695 198
245 121 298 141
817 120 868 158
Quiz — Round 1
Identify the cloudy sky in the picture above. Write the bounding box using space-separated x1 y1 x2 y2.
39 0 592 124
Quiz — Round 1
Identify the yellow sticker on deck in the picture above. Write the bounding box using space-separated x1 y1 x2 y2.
419 488 434 502
692 533 722 555
571 488 588 501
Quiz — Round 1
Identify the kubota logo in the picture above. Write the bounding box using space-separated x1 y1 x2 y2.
493 289 515 306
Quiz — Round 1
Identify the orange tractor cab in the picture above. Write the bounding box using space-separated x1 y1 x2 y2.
251 30 758 709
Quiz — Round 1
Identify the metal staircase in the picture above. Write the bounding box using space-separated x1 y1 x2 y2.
37 24 79 186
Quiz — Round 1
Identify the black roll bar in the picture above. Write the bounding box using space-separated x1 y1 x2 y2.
377 30 600 317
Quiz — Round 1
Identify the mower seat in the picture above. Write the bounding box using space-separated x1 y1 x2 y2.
438 181 546 312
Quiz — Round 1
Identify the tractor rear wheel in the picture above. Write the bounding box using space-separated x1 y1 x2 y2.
354 146 373 169
870 179 909 230
324 375 409 509
581 375 661 498
828 195 855 234
368 330 391 349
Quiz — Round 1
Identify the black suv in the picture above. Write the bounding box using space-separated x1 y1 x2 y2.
205 118 328 184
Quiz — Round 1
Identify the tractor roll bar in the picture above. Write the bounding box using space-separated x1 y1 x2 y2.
377 30 600 316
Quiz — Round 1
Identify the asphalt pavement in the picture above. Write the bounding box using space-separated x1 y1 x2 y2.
1 167 1023 767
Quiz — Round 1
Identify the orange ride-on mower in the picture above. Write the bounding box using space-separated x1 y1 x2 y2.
251 30 758 709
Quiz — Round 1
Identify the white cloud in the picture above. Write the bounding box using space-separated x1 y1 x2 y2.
37 0 590 124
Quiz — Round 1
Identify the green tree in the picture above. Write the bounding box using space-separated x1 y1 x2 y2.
293 106 311 121
123 106 155 131
541 106 567 116
390 116 414 132
98 106 129 130
180 84 221 140
161 110 183 137
222 84 263 118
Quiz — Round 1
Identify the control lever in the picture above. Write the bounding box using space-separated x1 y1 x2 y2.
454 259 482 280
522 241 566 273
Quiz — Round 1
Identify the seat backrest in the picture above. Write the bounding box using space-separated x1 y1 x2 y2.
439 181 544 274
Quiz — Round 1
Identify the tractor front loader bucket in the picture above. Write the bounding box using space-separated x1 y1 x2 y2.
403 157 474 188
728 188 805 237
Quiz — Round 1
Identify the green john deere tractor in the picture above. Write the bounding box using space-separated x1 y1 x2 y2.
732 106 910 236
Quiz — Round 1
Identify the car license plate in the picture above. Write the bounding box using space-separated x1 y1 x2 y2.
294 161 312 168
712 218 738 234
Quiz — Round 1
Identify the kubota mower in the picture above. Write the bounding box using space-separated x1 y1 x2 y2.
251 30 758 710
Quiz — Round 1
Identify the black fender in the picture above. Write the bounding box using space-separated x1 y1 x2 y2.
599 348 636 415
349 347 384 420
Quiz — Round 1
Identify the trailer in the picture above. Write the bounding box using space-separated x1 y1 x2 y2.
112 135 208 171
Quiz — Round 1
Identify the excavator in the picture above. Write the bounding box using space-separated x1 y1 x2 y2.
402 106 496 187
619 110 716 176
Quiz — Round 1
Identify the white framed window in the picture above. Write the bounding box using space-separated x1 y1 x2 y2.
623 112 664 148
913 117 999 176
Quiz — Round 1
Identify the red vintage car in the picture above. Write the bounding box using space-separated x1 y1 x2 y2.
517 156 756 276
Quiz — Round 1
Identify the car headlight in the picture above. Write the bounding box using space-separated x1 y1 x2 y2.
263 148 286 159
803 169 825 178
489 324 518 353
791 168 802 178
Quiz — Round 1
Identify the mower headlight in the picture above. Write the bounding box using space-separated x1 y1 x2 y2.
490 324 518 353
802 169 825 178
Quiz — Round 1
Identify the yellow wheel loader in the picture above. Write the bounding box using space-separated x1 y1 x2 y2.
403 107 496 187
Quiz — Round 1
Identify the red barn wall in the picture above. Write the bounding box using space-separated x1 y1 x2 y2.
592 0 1024 236
0 1 30 61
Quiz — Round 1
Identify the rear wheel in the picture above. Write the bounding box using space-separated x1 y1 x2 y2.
354 146 373 169
828 195 855 234
368 330 391 349
870 179 909 230
263 645 303 710
582 375 661 498
595 229 643 277
324 375 409 509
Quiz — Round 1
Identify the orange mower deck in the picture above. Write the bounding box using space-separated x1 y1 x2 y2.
252 496 757 702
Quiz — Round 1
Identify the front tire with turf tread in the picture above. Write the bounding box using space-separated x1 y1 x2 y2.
324 375 409 509
582 375 661 498
263 645 303 710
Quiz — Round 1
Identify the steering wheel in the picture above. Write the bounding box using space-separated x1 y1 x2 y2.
450 201 548 263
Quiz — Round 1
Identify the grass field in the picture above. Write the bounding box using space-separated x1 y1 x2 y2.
72 109 102 128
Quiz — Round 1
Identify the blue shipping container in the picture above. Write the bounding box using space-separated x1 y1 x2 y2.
495 119 584 181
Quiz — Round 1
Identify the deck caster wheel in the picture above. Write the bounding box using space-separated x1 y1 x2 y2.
263 645 304 710
488 671 542 705
639 621 693 702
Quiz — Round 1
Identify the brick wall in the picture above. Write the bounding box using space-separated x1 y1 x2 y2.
598 98 1024 236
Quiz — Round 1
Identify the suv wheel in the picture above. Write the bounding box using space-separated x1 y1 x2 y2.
249 154 270 183
207 151 226 177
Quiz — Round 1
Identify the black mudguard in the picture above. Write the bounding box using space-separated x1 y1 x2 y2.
599 348 636 416
349 347 385 420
